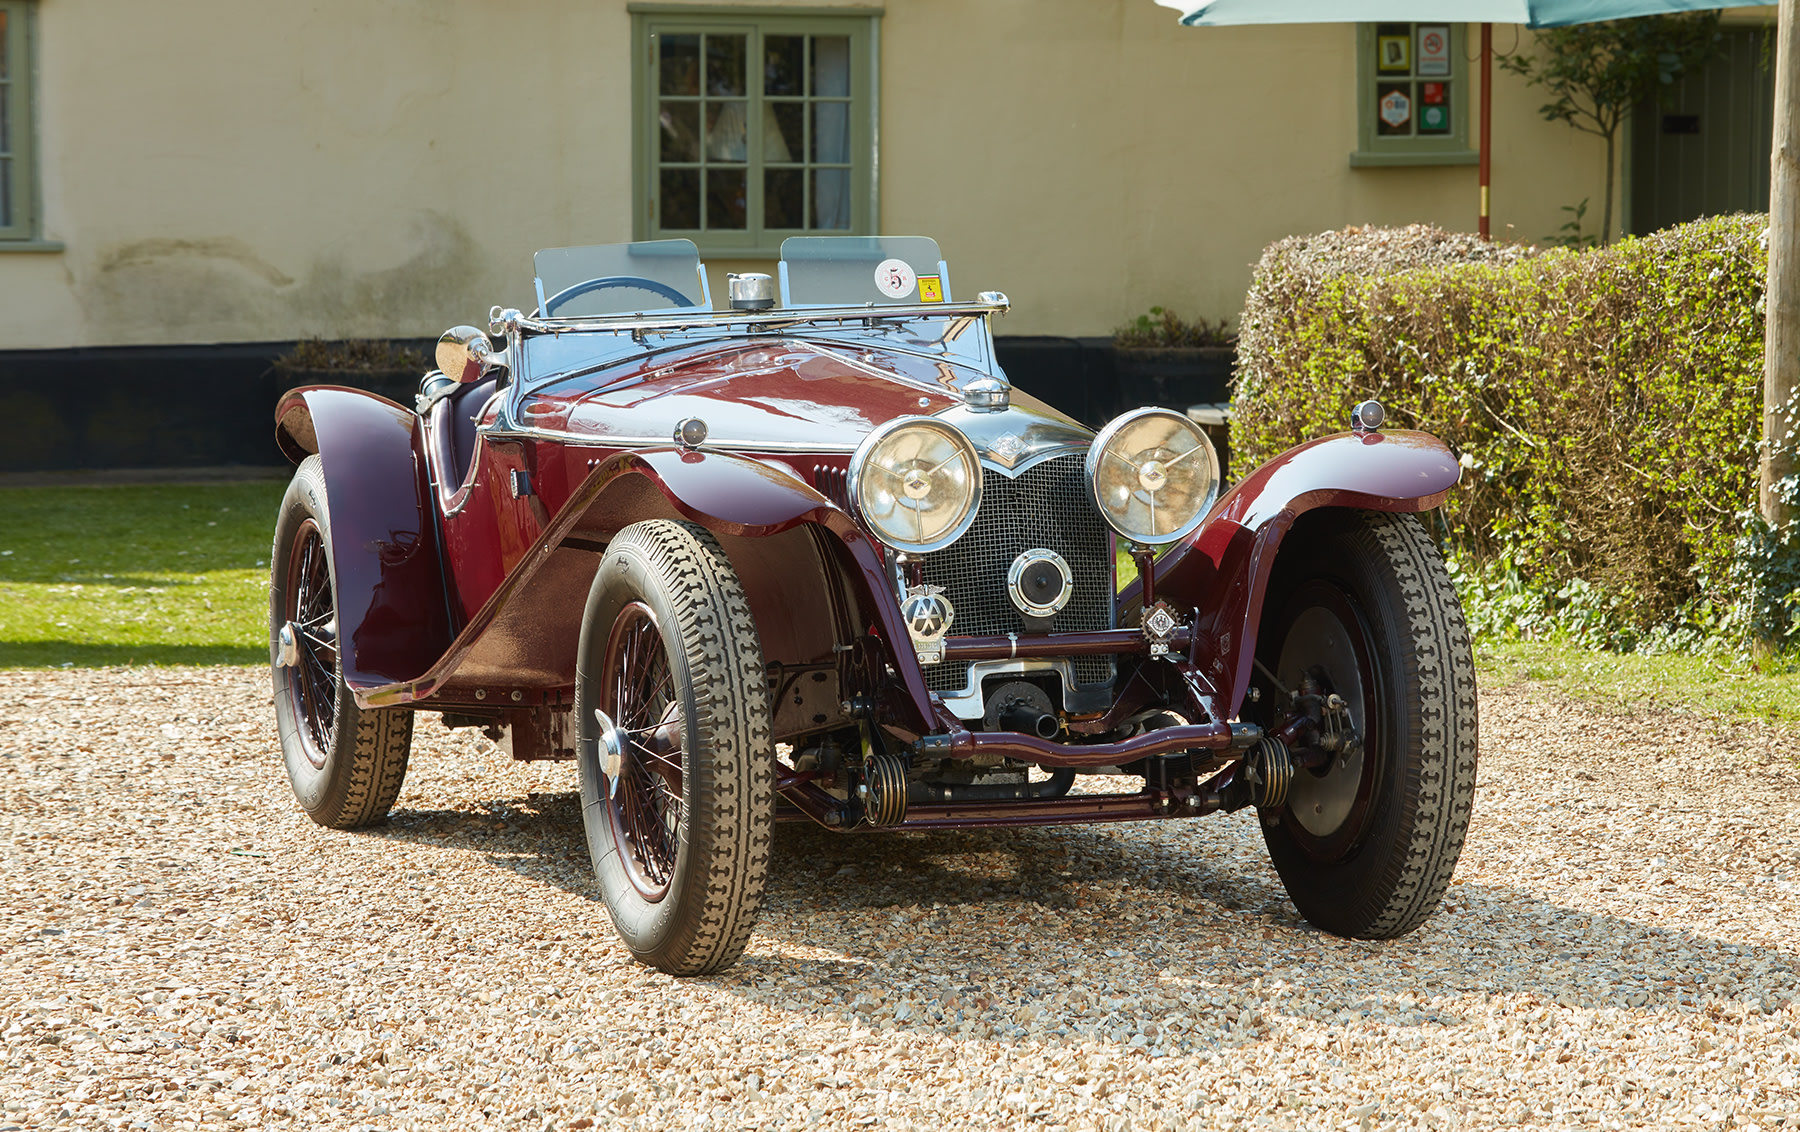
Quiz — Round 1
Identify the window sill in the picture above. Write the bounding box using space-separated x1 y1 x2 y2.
1350 150 1479 168
0 238 65 253
657 242 864 261
630 3 884 12
691 246 783 261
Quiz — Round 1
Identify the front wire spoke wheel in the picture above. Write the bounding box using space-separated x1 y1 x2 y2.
575 520 775 977
602 604 684 899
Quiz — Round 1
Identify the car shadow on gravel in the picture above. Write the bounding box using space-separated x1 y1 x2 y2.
368 790 1800 1053
375 790 600 900
371 788 1275 921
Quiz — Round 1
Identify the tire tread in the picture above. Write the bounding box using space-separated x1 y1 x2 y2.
1262 510 1478 940
1357 512 1479 938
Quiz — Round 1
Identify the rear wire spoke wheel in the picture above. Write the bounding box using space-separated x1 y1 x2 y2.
1254 510 1477 939
269 455 413 828
575 520 774 976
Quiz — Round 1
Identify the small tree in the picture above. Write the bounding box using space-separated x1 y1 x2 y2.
1501 14 1723 243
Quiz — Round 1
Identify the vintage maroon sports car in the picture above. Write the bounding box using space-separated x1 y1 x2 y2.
269 236 1477 976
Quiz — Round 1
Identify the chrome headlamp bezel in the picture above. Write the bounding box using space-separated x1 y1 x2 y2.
847 415 983 554
1085 407 1221 546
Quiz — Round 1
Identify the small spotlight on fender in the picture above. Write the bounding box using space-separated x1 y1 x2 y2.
674 417 709 449
1351 400 1386 433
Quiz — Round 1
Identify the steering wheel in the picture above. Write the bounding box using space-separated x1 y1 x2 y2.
541 275 695 316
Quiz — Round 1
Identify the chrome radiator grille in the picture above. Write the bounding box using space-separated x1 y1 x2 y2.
918 454 1116 695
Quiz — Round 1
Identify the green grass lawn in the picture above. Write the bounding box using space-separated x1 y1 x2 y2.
0 481 288 667
1476 639 1800 730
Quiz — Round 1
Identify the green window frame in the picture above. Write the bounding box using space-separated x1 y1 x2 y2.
1351 22 1478 168
0 0 44 243
631 6 879 257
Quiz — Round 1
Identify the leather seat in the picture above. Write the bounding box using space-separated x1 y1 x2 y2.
427 377 498 493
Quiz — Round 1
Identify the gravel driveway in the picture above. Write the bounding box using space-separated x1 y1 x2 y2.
3 666 1798 1131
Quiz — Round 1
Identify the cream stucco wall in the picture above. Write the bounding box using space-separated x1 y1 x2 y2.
0 0 1670 349
859 3 1620 335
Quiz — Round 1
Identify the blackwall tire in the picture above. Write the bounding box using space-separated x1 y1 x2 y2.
1255 510 1478 939
269 455 413 829
575 520 775 977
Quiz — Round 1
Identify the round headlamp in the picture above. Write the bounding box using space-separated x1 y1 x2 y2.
1086 408 1220 545
849 417 982 553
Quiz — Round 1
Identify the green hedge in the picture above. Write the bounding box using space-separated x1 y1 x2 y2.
1233 215 1769 640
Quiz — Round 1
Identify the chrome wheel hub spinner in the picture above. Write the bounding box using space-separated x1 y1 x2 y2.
593 706 627 783
276 622 301 668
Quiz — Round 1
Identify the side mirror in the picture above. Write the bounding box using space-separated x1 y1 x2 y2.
436 326 495 384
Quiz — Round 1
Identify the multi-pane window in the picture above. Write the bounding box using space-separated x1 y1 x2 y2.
635 12 876 255
0 1 36 241
1352 22 1476 167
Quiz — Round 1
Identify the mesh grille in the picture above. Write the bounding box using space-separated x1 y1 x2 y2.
919 455 1115 694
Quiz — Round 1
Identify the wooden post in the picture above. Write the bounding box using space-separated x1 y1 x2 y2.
1767 0 1800 530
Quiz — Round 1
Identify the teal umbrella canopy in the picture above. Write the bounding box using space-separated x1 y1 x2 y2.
1160 0 1770 26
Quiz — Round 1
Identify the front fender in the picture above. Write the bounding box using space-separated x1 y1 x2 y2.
354 446 936 733
272 386 454 690
571 449 936 732
1144 430 1461 720
583 446 838 539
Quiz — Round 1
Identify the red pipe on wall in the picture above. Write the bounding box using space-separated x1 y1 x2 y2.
1480 22 1493 240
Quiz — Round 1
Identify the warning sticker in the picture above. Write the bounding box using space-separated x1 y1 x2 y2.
1417 25 1451 76
874 259 917 300
918 275 944 303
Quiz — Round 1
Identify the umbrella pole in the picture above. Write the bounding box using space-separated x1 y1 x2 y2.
1479 22 1492 240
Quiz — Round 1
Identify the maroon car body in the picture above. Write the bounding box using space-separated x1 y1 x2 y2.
268 237 1477 976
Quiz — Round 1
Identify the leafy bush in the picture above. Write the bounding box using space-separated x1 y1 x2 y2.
1234 215 1781 649
274 338 427 373
1113 307 1235 349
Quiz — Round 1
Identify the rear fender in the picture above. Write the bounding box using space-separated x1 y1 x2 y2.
1139 430 1461 721
272 386 455 690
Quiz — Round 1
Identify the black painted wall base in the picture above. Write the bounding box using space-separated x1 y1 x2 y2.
0 341 432 473
0 337 1232 473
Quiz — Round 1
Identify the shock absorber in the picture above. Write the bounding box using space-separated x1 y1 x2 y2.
859 749 909 827
1244 736 1294 811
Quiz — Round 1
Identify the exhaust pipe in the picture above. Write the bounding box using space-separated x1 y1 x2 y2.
997 702 1061 739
